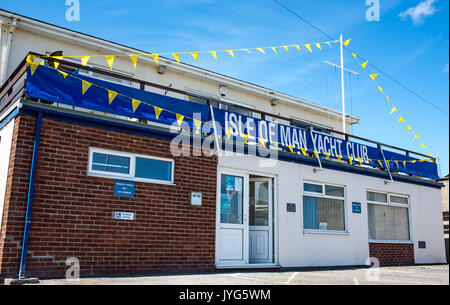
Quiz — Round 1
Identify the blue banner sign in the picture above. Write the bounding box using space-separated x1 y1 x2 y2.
25 65 439 180
352 202 362 214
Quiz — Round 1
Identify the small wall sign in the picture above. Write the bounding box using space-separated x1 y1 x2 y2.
191 192 202 206
114 212 135 220
287 203 296 213
114 180 135 197
352 202 362 214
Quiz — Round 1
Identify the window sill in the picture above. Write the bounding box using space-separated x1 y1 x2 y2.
369 240 413 244
303 229 349 236
87 172 176 186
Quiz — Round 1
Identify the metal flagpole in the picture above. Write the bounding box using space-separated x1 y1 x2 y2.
340 34 346 135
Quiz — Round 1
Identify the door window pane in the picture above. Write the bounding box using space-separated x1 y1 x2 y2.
135 157 172 182
220 175 243 224
250 181 269 226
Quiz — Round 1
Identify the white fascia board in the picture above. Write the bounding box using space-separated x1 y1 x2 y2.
0 10 359 124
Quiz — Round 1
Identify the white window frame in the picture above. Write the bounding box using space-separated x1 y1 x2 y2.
87 147 175 185
366 190 412 243
302 180 348 234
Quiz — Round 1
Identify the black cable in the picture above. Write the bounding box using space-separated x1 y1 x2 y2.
271 0 449 116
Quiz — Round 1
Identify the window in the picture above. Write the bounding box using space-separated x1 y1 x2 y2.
88 148 174 184
367 191 410 241
303 182 345 232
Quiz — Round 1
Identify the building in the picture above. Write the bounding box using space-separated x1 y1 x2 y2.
0 10 447 279
440 175 449 262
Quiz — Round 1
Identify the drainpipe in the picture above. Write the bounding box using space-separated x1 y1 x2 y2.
18 111 43 279
0 18 17 85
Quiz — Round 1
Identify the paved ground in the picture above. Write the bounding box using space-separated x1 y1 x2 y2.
30 264 449 285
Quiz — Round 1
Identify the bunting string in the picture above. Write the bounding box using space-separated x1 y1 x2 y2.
351 52 432 157
26 55 434 168
36 38 352 68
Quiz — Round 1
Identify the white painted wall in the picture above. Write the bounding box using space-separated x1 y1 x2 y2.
218 154 447 267
0 119 15 234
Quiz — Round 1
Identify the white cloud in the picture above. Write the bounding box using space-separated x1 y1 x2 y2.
399 0 439 25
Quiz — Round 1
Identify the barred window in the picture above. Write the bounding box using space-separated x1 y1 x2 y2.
367 191 410 241
303 182 345 232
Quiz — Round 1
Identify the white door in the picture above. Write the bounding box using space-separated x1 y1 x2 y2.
249 178 273 263
217 172 249 266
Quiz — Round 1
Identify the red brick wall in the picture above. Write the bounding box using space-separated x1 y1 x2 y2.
369 243 414 266
0 114 218 278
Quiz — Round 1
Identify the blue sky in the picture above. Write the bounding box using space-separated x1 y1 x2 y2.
2 0 449 175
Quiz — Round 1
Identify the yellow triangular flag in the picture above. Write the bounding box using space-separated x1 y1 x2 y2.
81 80 92 95
210 51 217 60
270 47 278 54
421 143 426 148
395 161 399 168
348 156 353 165
107 90 118 105
398 117 405 123
274 142 279 150
259 138 267 146
406 125 412 130
193 119 202 132
411 160 417 164
226 50 234 57
325 42 332 48
283 46 289 53
58 70 68 79
377 86 383 92
337 155 342 162
54 61 60 69
357 157 363 165
301 148 307 156
256 48 266 54
377 160 383 167
172 53 180 63
414 134 419 139
191 52 199 62
241 49 251 54
106 56 115 70
288 146 294 153
361 61 368 69
402 161 407 168
154 107 162 120
325 153 330 160
386 96 390 102
80 56 90 66
29 63 39 76
315 43 322 50
132 99 141 112
295 45 301 52
129 55 138 68
305 44 312 52
225 129 231 140
370 73 378 80
352 53 357 58
343 38 351 46
390 107 397 114
176 114 184 126
151 54 159 65
243 134 249 143
26 55 36 65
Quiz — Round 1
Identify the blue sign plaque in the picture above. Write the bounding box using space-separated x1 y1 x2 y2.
114 180 135 197
352 202 362 214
